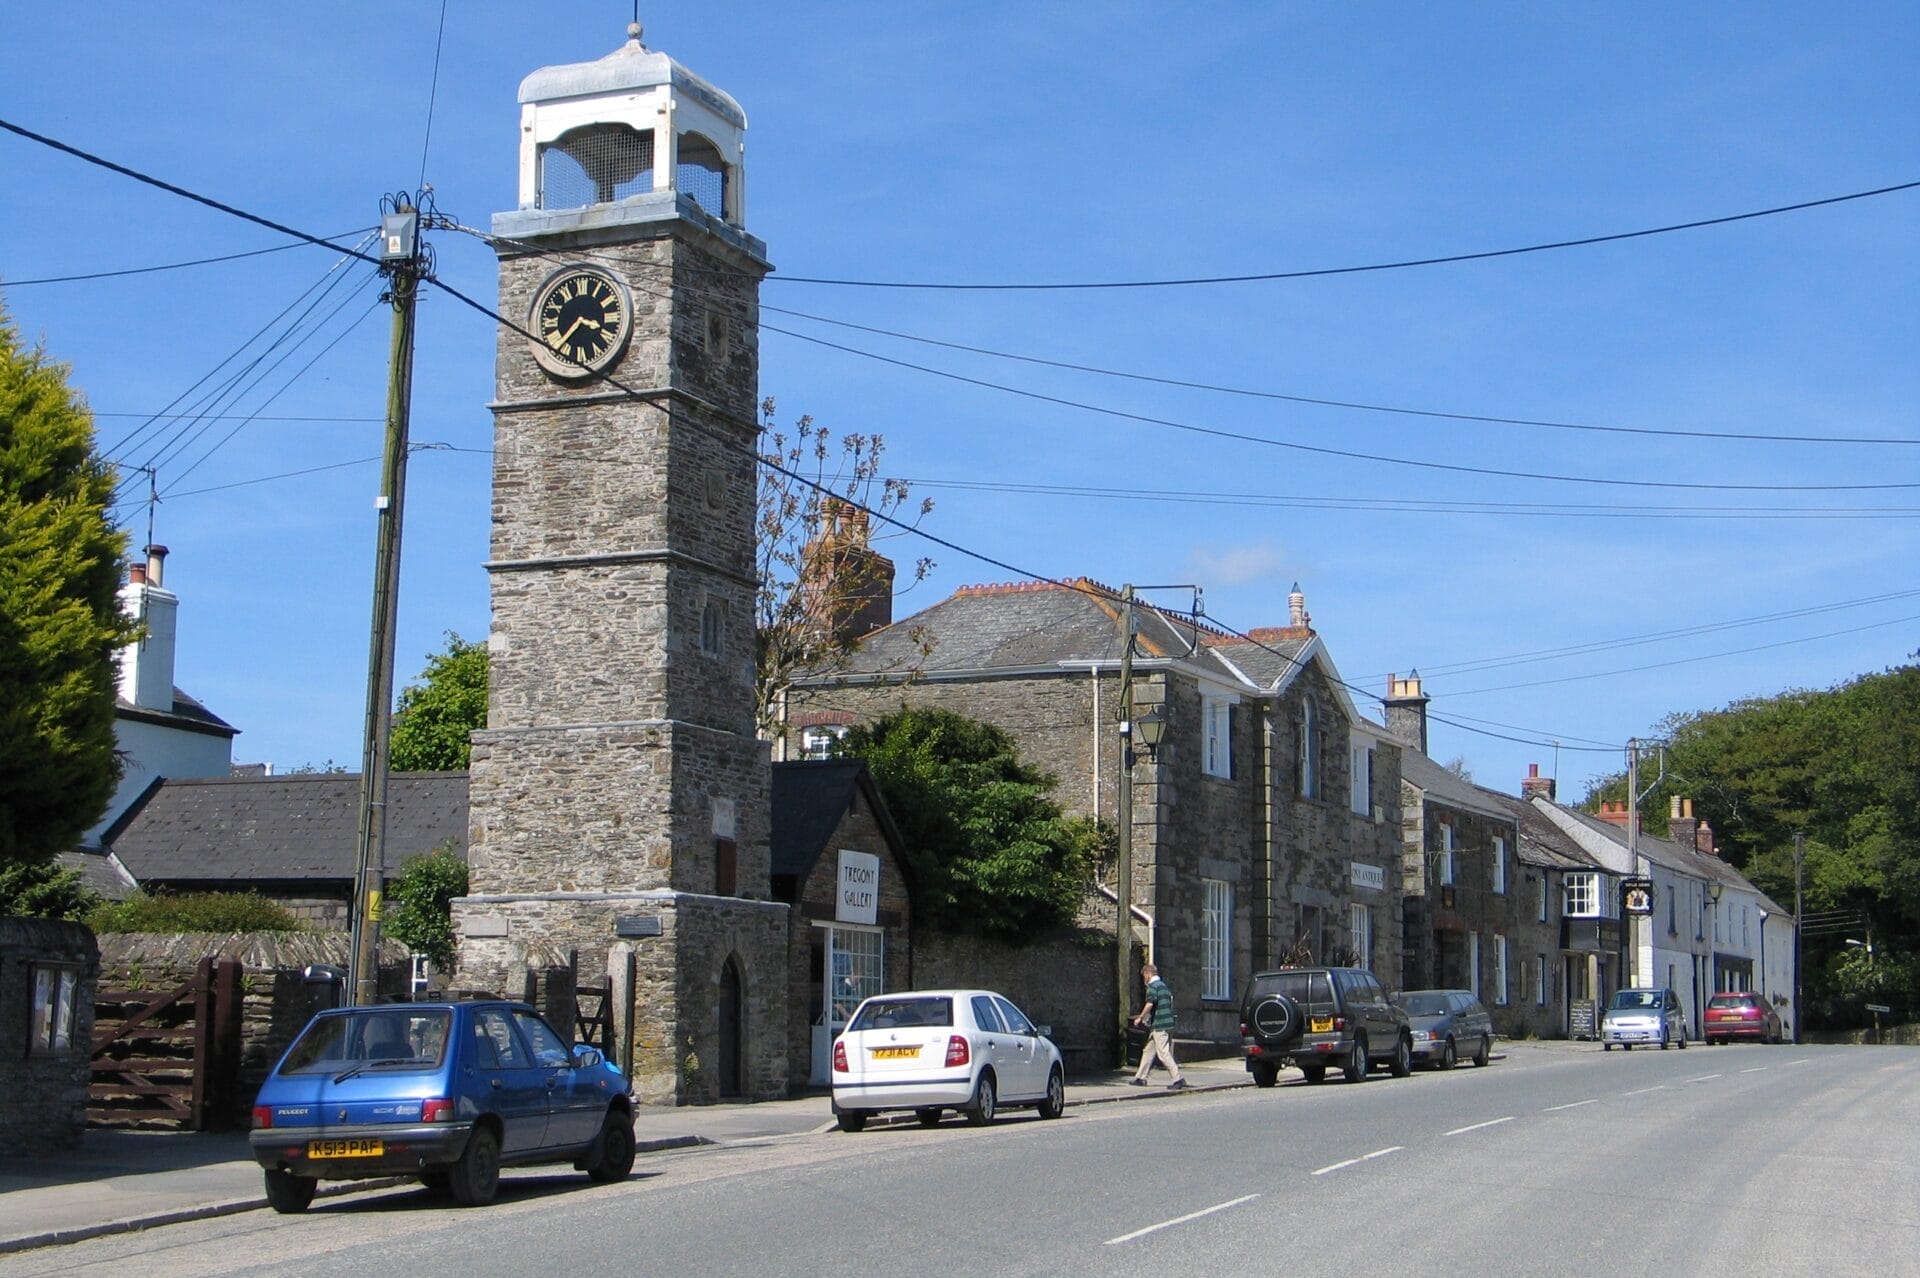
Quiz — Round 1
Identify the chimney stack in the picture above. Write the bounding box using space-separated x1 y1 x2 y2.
116 546 179 712
1668 795 1700 852
1521 762 1557 802
800 498 894 645
1596 799 1640 833
1383 671 1429 755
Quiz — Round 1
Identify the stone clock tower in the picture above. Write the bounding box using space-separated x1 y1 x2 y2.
455 25 789 1103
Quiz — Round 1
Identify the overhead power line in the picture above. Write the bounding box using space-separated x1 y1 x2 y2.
764 304 1920 448
2 228 377 286
769 179 1920 290
902 476 1920 521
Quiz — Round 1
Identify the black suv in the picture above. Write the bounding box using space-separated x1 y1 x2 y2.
1240 966 1413 1086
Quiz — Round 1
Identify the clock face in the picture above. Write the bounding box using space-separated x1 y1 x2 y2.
530 267 629 378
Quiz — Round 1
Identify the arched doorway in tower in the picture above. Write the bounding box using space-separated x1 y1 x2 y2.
718 956 745 1098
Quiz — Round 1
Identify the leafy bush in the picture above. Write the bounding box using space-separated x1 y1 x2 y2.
87 890 306 934
383 844 468 969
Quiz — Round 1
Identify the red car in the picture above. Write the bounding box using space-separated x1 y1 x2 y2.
1704 992 1783 1044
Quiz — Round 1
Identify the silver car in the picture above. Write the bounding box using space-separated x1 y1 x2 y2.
1600 987 1688 1051
1395 989 1494 1069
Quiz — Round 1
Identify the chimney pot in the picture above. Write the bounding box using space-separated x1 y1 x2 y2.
145 543 170 588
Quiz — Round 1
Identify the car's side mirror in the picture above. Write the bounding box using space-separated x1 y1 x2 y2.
571 1045 605 1069
1033 1024 1053 1039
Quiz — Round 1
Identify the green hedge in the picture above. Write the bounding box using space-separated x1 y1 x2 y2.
88 890 308 934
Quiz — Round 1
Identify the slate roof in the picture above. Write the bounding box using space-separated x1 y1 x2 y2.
117 686 238 738
54 846 139 900
769 759 912 890
106 772 469 885
1483 790 1600 871
1535 800 1789 915
826 578 1350 714
1400 750 1515 823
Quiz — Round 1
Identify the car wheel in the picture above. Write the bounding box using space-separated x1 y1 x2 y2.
1344 1034 1369 1084
835 1108 868 1133
1659 1031 1670 1050
1301 1064 1327 1084
586 1110 636 1183
1473 1034 1491 1068
1603 1042 1612 1051
263 1169 315 1215
966 1072 997 1126
448 1125 500 1207
1251 1062 1280 1088
915 1107 943 1127
1389 1034 1413 1078
1438 1038 1457 1070
1038 1068 1065 1120
1677 1030 1688 1050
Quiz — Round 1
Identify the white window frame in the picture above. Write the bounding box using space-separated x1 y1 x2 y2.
1202 878 1232 1000
1468 932 1481 998
1202 697 1231 780
1492 835 1507 895
1349 736 1373 816
824 923 884 1028
800 724 848 760
1537 871 1549 923
29 965 81 1056
1564 872 1598 918
1494 935 1509 1006
1439 824 1456 886
1298 701 1318 798
1535 955 1548 1007
1349 902 1373 970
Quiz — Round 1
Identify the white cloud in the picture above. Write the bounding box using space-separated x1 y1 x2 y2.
1188 543 1287 586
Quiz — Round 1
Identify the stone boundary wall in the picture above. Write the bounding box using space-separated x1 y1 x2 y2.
0 917 99 1155
913 928 1119 1070
97 932 409 1127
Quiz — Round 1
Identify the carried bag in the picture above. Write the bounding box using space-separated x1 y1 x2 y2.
1125 1023 1150 1052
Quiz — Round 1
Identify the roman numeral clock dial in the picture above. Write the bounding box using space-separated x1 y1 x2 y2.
529 266 630 379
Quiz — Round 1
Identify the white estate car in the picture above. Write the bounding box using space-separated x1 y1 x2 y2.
1600 987 1689 1051
830 990 1065 1131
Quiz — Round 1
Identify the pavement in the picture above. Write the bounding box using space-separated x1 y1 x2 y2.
0 1053 1253 1255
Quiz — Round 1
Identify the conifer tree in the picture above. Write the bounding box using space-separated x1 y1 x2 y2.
0 304 133 874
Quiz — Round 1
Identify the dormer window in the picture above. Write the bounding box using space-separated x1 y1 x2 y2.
539 123 656 209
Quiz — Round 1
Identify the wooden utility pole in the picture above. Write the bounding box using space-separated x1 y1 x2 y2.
349 199 425 1006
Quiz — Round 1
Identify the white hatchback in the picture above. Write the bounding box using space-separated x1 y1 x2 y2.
830 990 1065 1131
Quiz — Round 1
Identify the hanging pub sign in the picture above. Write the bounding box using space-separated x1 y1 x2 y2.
1620 876 1655 915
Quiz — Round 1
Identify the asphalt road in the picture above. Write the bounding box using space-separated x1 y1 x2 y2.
5 1043 1915 1277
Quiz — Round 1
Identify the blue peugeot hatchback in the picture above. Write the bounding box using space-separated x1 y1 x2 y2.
249 1001 633 1212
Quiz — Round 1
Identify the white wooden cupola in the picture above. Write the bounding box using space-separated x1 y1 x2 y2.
515 21 747 228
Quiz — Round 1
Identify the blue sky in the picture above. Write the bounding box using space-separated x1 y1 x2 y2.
3 4 1916 800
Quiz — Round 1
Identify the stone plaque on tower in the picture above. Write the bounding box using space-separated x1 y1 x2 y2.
454 23 788 1104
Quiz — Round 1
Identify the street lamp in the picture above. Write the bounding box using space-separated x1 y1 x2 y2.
1135 706 1167 763
1706 880 1722 994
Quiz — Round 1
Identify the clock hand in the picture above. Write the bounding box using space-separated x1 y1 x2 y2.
546 316 586 349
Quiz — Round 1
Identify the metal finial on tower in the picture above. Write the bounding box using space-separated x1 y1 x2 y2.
627 19 644 45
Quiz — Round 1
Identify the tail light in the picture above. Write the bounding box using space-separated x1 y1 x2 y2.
252 1106 273 1130
945 1035 970 1068
832 1040 848 1073
1239 1022 1249 1036
421 1098 455 1123
1333 1016 1347 1031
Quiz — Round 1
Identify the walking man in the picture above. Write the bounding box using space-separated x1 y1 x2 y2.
1130 961 1187 1088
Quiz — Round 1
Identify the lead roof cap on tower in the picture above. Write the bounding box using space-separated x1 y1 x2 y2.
518 22 746 128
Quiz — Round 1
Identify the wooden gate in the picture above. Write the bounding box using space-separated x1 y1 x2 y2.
90 956 243 1130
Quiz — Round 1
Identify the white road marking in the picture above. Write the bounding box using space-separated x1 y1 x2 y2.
1786 1058 1812 1066
1310 1146 1403 1177
1544 1099 1598 1112
1445 1116 1515 1136
1739 1067 1767 1074
1622 1085 1666 1096
1105 1193 1261 1244
1687 1074 1722 1083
